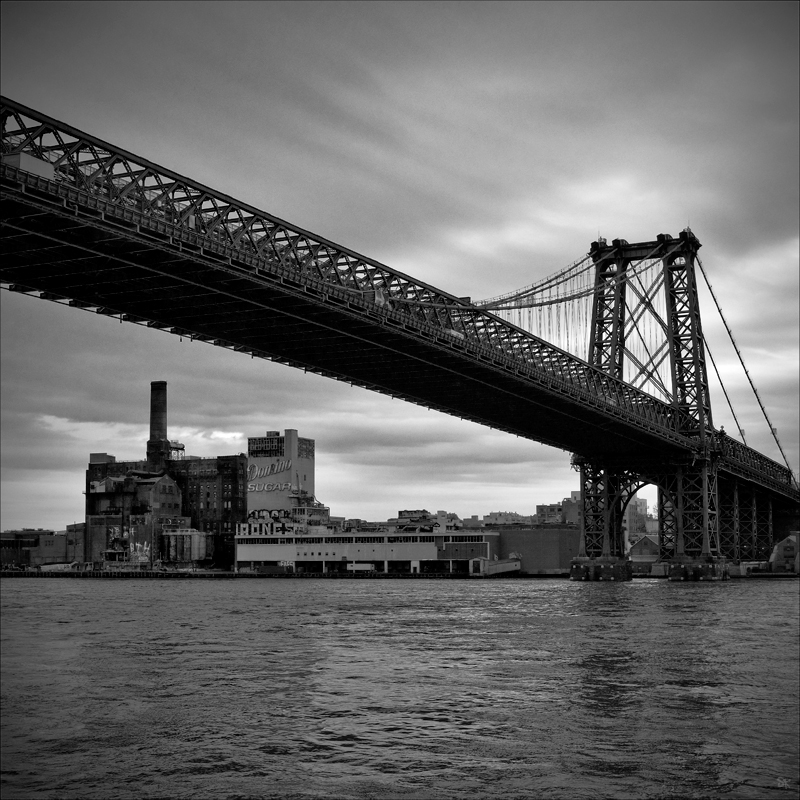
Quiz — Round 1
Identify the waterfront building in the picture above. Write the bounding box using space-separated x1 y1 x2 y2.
169 454 248 568
247 430 315 509
82 383 272 569
495 527 581 575
1 527 87 569
629 534 661 575
1 529 65 568
769 533 798 573
74 380 591 576
234 527 501 575
66 523 85 561
85 467 189 566
243 428 332 532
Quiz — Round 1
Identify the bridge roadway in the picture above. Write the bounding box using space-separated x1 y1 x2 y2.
0 97 796 507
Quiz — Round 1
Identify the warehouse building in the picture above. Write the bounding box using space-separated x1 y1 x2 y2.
496 527 581 575
234 527 503 575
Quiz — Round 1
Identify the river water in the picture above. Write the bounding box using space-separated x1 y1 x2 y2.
1 578 798 800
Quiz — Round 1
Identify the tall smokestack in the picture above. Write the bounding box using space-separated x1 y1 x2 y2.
146 381 169 467
149 381 167 441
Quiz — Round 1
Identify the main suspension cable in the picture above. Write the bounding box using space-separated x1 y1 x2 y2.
704 338 748 445
697 255 795 477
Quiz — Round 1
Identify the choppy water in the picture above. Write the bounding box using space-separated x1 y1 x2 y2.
1 578 798 800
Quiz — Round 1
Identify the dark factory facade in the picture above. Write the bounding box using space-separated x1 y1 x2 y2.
84 381 249 570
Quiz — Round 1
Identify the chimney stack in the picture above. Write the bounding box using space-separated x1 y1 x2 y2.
149 381 167 441
146 381 170 467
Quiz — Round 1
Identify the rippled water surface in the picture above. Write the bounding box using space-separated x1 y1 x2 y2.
2 578 798 799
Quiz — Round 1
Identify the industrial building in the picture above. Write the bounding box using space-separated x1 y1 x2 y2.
82 381 327 571
8 379 588 576
497 527 581 574
628 535 661 575
169 454 248 566
85 463 189 564
0 528 84 568
234 500 583 576
235 525 505 575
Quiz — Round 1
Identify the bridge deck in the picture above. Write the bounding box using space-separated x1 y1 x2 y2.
0 93 796 506
1 177 692 464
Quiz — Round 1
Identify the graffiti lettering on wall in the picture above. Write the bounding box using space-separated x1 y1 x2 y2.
129 541 151 563
247 508 291 522
247 460 292 482
106 526 152 564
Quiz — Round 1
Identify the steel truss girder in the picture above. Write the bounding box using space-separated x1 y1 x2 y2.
2 96 798 507
0 96 693 446
2 193 698 460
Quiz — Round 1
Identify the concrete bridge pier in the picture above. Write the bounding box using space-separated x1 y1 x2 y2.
570 557 633 582
668 558 729 581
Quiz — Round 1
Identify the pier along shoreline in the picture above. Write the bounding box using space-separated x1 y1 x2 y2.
0 569 529 580
2 570 794 581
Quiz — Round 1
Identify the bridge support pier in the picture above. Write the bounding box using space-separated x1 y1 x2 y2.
570 557 632 581
667 559 729 581
657 457 730 580
570 459 635 581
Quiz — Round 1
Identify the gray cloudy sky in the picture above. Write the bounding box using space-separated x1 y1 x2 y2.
1 0 798 530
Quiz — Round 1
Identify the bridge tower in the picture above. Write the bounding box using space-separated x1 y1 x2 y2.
572 229 728 581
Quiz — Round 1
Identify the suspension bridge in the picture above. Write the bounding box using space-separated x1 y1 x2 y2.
1 96 797 581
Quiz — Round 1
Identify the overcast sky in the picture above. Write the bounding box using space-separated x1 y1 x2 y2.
1 0 798 531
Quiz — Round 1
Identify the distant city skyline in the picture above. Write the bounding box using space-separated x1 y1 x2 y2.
1 1 797 531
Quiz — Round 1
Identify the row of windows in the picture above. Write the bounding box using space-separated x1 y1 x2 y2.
248 438 284 458
238 538 296 545
237 537 327 545
235 534 486 545
388 535 437 543
235 539 490 549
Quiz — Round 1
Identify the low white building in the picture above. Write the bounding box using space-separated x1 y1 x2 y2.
234 526 501 575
